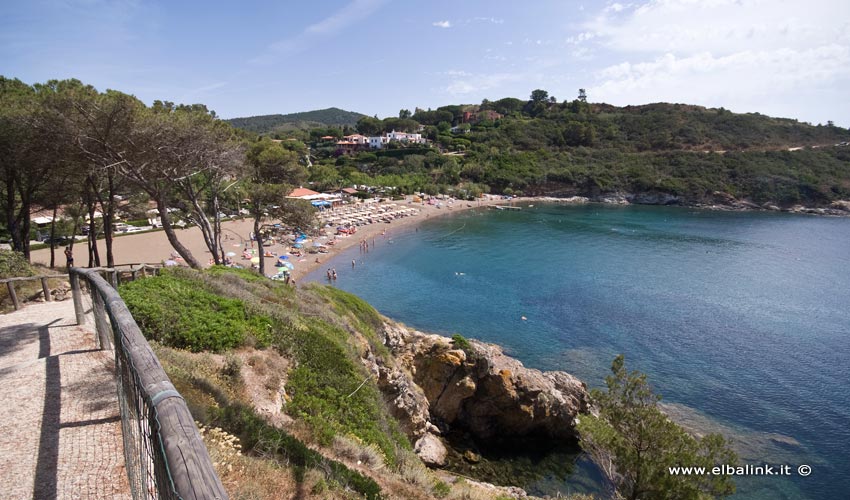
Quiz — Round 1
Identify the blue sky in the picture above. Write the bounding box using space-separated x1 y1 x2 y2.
2 0 849 126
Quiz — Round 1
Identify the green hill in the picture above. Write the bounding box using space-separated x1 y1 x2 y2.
227 107 366 134
305 97 850 208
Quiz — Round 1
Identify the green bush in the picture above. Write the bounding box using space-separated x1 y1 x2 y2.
451 333 472 351
125 269 409 467
119 272 272 352
0 249 35 279
280 315 407 465
432 480 451 498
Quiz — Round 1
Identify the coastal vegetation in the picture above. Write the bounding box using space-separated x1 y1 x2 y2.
0 75 829 497
122 266 597 499
3 75 850 271
291 95 850 207
117 265 737 499
577 355 738 500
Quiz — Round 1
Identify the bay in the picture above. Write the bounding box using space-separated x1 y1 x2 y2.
305 204 850 499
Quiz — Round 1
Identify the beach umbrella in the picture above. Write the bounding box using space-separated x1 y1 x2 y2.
250 256 260 264
225 251 236 257
164 259 178 267
279 261 294 270
293 243 303 248
278 255 289 260
312 242 325 247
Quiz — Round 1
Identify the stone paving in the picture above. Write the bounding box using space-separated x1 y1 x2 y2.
0 300 130 500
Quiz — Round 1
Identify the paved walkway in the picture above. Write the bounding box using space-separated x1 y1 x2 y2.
0 300 130 500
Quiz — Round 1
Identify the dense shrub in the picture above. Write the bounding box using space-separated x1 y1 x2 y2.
0 249 35 279
119 271 272 351
125 268 409 467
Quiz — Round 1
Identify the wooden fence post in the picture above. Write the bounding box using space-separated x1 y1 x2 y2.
92 289 111 350
70 272 86 325
6 282 19 311
40 277 52 302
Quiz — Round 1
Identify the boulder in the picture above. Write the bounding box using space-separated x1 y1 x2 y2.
383 323 589 443
830 200 850 212
414 433 447 467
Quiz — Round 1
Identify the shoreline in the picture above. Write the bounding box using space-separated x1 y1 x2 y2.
289 195 525 282
28 195 847 273
27 195 523 276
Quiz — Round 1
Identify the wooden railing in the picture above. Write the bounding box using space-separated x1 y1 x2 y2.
1 263 164 312
0 273 68 310
69 266 228 500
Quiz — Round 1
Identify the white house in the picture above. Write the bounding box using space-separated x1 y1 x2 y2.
368 136 389 149
343 134 369 144
386 130 425 144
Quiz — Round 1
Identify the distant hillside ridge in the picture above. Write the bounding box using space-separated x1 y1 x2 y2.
227 107 366 134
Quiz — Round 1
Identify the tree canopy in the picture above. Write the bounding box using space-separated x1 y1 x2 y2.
577 355 738 500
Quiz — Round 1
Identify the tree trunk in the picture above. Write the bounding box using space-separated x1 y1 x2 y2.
104 171 117 267
89 174 116 268
4 174 23 253
48 205 58 268
212 195 224 264
18 200 32 259
86 198 100 267
156 196 201 269
254 216 265 276
189 197 219 265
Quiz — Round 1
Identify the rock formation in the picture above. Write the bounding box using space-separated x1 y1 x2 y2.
379 322 589 464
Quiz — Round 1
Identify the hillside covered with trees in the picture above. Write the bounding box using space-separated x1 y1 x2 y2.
227 107 365 134
4 76 850 270
291 91 850 209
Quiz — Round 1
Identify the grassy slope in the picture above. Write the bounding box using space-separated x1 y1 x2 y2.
119 267 488 499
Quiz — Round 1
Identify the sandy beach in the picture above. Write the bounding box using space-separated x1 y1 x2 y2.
29 195 517 282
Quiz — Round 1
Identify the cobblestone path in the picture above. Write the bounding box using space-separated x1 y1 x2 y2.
0 300 130 499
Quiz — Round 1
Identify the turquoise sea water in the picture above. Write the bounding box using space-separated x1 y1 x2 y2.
305 204 850 499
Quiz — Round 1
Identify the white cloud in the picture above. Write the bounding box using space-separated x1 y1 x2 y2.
306 0 387 35
591 45 850 116
470 17 504 24
590 0 850 55
566 31 595 44
585 0 850 123
433 20 452 28
252 0 387 64
443 71 527 96
605 2 629 13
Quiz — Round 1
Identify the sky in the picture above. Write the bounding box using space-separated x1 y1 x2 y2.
2 0 849 126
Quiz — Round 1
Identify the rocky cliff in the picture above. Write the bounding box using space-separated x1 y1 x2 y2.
368 322 590 467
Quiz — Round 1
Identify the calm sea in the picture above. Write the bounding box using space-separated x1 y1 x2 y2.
305 203 850 499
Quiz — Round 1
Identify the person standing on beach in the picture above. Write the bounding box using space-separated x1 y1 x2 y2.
64 246 74 268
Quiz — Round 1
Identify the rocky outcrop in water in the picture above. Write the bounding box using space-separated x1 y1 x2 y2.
380 322 589 462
